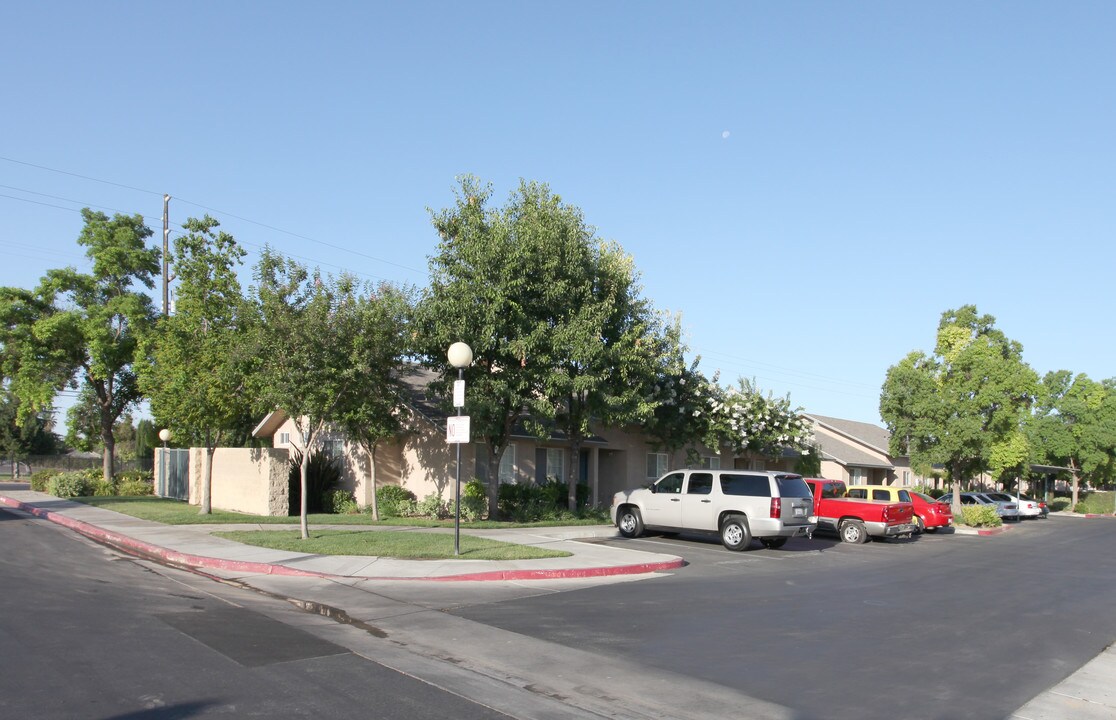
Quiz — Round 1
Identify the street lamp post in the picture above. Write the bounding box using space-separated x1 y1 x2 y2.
158 429 171 497
447 342 473 556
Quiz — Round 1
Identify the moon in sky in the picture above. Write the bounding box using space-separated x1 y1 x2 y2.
722 130 730 139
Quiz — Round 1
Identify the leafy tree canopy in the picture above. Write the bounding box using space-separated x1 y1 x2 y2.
880 305 1038 509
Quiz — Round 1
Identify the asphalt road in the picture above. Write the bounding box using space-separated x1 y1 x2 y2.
0 501 515 720
450 517 1116 720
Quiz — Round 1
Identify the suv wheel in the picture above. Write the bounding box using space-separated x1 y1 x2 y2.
720 515 751 551
617 507 644 538
839 519 868 544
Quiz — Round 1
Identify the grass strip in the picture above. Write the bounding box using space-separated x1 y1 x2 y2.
212 529 572 560
75 496 611 528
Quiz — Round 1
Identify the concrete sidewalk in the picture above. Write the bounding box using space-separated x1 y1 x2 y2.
0 490 684 581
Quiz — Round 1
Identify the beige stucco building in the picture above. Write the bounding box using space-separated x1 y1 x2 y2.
251 367 803 511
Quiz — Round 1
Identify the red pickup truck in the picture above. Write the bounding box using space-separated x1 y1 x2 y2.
804 478 917 544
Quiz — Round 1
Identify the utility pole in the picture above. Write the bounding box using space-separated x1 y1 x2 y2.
162 194 171 315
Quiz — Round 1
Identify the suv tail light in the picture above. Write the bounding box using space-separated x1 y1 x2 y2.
770 497 782 518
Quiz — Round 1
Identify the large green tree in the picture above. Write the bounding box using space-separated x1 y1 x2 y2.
880 306 1039 516
0 209 159 482
1029 371 1116 508
532 238 667 511
417 177 572 518
333 281 414 520
139 216 257 513
253 249 354 538
418 177 672 514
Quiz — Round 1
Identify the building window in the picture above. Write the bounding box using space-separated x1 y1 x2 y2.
546 448 565 482
278 432 290 445
851 468 865 483
700 456 721 470
323 439 344 461
647 453 668 479
903 471 911 486
499 445 516 484
750 459 766 471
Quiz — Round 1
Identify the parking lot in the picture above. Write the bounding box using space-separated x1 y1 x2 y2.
453 516 1116 720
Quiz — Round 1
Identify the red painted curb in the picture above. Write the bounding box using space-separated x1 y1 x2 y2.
0 496 684 582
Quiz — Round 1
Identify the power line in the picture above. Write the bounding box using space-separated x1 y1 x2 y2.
1 156 426 277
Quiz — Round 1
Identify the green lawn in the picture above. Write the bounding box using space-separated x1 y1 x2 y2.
75 496 610 528
213 529 571 560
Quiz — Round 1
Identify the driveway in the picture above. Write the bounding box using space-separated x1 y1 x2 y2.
449 517 1116 720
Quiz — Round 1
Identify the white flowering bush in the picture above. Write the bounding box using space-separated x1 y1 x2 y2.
702 378 813 455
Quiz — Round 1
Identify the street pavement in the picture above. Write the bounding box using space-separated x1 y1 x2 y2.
2 488 1113 720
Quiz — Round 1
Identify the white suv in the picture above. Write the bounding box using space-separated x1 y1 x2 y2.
611 469 816 551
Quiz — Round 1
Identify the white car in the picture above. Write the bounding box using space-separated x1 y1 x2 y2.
611 469 816 550
940 492 1022 521
984 492 1047 518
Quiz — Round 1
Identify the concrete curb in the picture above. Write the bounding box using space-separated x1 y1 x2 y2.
0 495 685 582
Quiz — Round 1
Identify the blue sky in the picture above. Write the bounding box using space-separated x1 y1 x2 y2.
2 1 1113 428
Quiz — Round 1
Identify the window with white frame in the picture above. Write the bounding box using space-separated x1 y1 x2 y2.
647 453 668 479
499 445 516 484
278 432 290 445
699 456 721 470
750 459 766 471
546 448 565 482
851 467 866 483
903 471 911 486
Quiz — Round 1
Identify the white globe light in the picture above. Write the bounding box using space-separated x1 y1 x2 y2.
447 342 473 369
158 428 171 442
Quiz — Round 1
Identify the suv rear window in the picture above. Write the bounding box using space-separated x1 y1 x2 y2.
720 474 771 497
775 475 811 499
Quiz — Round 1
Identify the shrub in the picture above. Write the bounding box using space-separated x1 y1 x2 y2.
1074 491 1114 515
376 485 417 518
47 471 96 498
461 479 488 521
959 506 1001 527
912 485 945 499
92 479 118 496
1048 498 1072 512
29 469 61 492
115 470 153 484
287 450 343 515
498 479 591 523
323 489 358 514
416 494 446 519
117 478 155 496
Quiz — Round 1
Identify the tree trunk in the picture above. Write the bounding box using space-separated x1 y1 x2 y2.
300 452 310 539
486 444 501 520
368 444 379 521
950 462 963 519
1070 459 1081 510
200 428 213 515
567 436 583 513
297 420 320 540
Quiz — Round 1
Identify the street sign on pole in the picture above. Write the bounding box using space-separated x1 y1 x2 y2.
446 415 470 443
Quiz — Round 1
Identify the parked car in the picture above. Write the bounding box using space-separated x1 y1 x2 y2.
610 470 816 550
940 492 1022 521
803 478 916 543
847 485 953 533
983 492 1047 518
